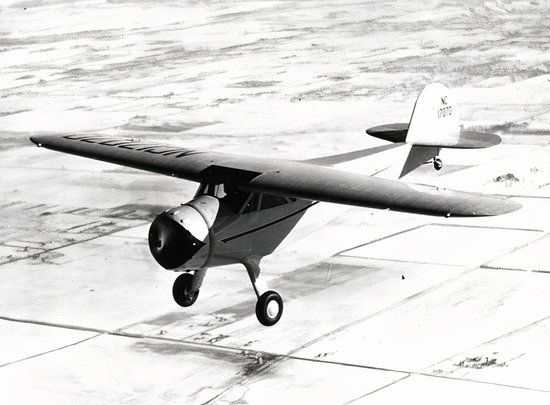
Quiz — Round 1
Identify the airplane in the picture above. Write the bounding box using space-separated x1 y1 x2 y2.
30 83 520 326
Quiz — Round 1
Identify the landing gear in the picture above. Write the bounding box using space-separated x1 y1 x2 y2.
433 156 443 171
172 269 206 307
244 257 283 326
256 291 283 326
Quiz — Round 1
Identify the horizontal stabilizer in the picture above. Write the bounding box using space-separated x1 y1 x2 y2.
366 123 408 143
443 130 501 149
366 123 501 149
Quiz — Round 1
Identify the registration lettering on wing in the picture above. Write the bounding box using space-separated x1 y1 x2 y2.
62 134 203 158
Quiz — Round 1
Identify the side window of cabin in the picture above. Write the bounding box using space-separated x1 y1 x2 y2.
220 184 249 214
241 193 260 213
261 194 289 210
197 185 295 214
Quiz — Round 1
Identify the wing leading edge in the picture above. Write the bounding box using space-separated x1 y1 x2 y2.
30 134 520 217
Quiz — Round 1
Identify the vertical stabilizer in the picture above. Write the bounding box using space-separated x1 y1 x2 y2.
406 83 460 147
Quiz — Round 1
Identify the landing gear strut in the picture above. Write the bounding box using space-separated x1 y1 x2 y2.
433 156 443 171
172 269 206 307
244 257 283 326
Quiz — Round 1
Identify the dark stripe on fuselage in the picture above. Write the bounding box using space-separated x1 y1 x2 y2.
220 201 318 243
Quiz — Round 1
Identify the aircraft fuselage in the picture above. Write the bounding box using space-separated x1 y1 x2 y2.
148 183 315 272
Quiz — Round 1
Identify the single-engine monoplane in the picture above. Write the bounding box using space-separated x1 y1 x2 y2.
30 83 520 326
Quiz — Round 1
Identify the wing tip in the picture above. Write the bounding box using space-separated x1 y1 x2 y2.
29 136 40 146
497 198 522 215
469 197 522 217
30 134 59 147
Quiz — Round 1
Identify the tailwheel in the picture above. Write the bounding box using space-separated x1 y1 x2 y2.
172 273 199 307
433 156 443 171
255 291 283 326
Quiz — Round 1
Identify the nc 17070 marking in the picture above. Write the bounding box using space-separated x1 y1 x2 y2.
438 105 452 118
62 134 202 158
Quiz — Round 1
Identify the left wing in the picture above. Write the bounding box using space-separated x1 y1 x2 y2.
30 134 520 217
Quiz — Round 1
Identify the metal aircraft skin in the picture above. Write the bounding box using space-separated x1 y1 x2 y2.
30 83 521 326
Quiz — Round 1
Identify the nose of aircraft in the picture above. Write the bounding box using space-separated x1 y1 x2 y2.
148 213 206 270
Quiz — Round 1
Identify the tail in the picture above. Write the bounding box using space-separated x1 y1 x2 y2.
366 83 501 178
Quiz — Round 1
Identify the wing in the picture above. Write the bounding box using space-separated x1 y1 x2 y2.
30 134 520 217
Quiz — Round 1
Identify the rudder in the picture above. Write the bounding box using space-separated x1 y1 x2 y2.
406 83 460 147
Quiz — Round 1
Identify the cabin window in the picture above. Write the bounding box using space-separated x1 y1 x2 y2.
197 184 295 214
261 194 288 210
196 183 210 196
241 193 260 213
214 184 227 198
218 184 249 214
196 183 228 198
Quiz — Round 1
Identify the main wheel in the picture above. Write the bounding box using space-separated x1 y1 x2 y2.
172 273 199 307
433 157 443 171
255 291 283 326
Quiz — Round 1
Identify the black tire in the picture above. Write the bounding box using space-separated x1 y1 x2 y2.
434 157 443 171
255 291 283 326
172 273 199 307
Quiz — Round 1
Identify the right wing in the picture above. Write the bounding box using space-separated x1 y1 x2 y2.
30 134 520 217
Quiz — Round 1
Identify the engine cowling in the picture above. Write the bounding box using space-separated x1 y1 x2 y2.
148 195 219 270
